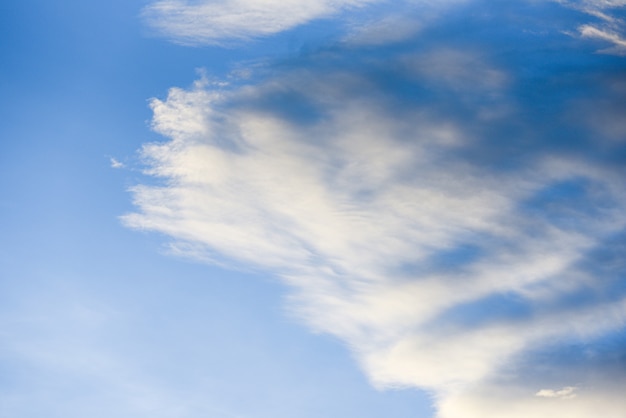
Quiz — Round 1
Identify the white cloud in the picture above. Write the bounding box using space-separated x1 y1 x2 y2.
555 0 626 54
554 0 626 12
110 157 124 169
143 0 626 54
536 386 577 398
128 0 626 409
438 381 626 418
124 43 626 416
579 24 626 54
142 0 378 45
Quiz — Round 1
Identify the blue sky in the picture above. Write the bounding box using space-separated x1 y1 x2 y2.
1 1 625 417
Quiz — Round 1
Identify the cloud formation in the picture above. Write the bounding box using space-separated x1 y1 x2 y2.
557 0 626 54
536 386 577 398
128 2 626 417
110 157 124 169
580 24 626 54
142 0 377 45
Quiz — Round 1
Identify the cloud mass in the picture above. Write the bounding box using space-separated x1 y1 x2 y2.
128 2 626 417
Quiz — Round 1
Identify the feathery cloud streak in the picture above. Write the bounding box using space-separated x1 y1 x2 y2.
142 0 378 45
128 2 626 417
557 0 626 54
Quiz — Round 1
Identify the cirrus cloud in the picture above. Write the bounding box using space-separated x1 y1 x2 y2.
129 2 626 417
142 0 378 45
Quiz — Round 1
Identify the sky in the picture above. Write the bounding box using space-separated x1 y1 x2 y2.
1 1 626 417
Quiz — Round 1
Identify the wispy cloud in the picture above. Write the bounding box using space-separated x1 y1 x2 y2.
128 2 626 417
536 386 577 398
556 0 626 54
142 0 378 45
342 15 425 46
110 157 125 169
579 24 626 54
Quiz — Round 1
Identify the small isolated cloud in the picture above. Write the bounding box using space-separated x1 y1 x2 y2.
142 0 378 45
110 157 124 169
536 386 578 399
127 2 626 417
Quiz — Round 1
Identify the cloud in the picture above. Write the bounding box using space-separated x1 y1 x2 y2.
127 2 626 417
142 0 378 45
579 24 626 54
110 157 124 169
535 386 577 398
342 15 425 46
438 381 626 418
340 0 475 46
141 0 473 46
555 0 626 54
